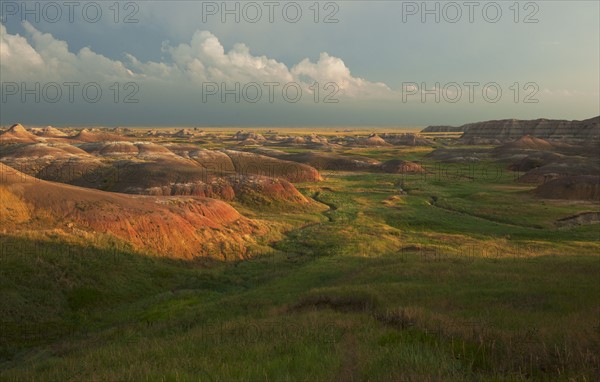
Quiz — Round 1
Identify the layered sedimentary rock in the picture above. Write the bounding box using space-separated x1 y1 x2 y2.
72 128 131 143
421 125 467 133
0 163 266 259
458 116 599 143
0 137 321 208
534 176 600 201
380 133 434 146
0 124 41 143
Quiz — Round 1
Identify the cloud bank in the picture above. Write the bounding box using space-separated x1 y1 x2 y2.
1 22 392 99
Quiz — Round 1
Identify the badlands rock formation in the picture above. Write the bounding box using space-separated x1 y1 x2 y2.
458 116 599 144
534 175 600 201
421 125 467 133
0 124 40 143
422 116 599 143
0 131 321 208
0 163 266 259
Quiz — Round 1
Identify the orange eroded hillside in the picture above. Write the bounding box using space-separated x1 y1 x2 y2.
0 163 267 260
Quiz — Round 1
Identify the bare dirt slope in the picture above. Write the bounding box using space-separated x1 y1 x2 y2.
458 116 599 144
0 163 266 260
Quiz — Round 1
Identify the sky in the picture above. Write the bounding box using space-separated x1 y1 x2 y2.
1 0 599 127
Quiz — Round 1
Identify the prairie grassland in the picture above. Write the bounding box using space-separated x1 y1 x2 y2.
1 146 598 381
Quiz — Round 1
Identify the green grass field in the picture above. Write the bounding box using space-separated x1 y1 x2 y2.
1 148 599 381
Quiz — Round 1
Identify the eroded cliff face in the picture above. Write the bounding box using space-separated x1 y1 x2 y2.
422 116 599 143
458 116 599 144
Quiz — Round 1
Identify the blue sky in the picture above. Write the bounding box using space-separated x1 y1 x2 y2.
1 1 598 126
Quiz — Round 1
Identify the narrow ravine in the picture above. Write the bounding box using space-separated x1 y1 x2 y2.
311 191 338 222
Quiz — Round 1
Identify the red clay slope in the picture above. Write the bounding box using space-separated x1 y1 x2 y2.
0 163 266 260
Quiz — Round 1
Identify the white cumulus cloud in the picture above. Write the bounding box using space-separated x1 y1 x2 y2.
1 23 394 99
